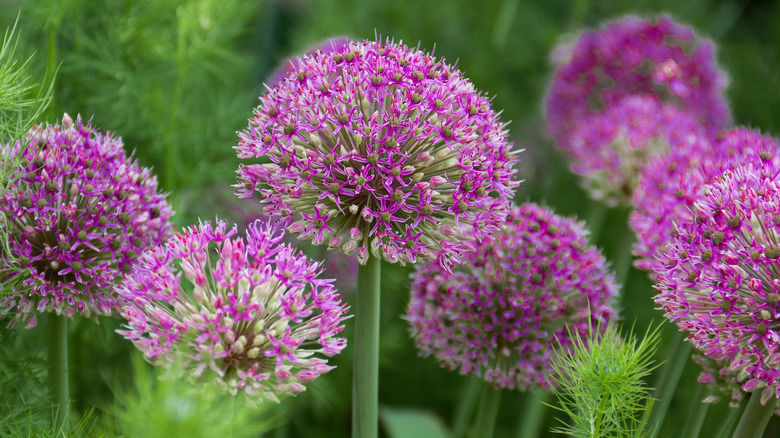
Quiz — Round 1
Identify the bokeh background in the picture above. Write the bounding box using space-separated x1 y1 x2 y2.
1 0 779 436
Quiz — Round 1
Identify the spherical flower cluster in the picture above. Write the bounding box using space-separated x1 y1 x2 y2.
691 353 745 409
562 94 708 205
406 203 617 390
265 37 350 89
632 128 780 271
655 164 780 405
0 114 173 327
546 15 730 151
118 219 349 403
236 39 519 268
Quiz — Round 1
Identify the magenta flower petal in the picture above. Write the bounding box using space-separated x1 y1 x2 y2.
407 203 617 390
0 114 173 326
118 219 349 403
236 39 520 268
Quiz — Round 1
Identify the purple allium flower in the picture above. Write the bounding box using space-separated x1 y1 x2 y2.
236 39 519 268
655 162 780 405
118 219 349 403
632 128 780 271
560 94 708 205
692 353 745 409
546 15 730 152
0 114 173 328
406 203 617 390
265 37 350 89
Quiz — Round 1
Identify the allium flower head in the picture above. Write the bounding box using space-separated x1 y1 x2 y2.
265 37 350 89
692 353 745 409
0 114 173 327
406 203 617 390
236 39 519 268
655 162 780 405
561 94 708 205
118 219 349 403
633 128 780 271
546 15 730 152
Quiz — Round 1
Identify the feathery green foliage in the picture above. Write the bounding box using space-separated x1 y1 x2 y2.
549 322 661 438
0 18 53 297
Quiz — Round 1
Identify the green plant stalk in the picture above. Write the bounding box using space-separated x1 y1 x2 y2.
473 384 502 438
515 390 550 438
680 385 710 438
452 376 481 438
648 331 690 437
714 402 744 438
48 313 69 431
353 255 381 438
731 393 776 438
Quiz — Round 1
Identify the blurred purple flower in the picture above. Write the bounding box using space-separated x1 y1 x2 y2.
655 162 780 405
406 203 617 390
546 15 730 152
559 94 708 205
118 219 349 403
0 114 173 328
235 39 519 269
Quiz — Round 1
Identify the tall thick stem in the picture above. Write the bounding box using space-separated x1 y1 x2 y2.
731 392 776 438
680 385 710 438
353 255 381 438
48 313 69 431
648 331 690 437
515 390 550 438
473 385 502 438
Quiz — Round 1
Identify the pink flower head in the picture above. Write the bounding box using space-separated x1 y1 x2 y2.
633 128 780 271
654 163 780 404
0 114 173 326
118 219 349 403
265 37 350 89
236 39 519 268
561 94 709 205
546 15 730 152
691 353 745 409
406 203 617 390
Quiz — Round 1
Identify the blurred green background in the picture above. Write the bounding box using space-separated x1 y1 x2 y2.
1 0 779 436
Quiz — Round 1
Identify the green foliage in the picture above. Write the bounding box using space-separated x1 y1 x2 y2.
98 353 277 438
549 322 661 438
0 17 53 296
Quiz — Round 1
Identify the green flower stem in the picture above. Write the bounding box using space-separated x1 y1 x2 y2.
714 402 744 438
452 376 481 438
48 313 69 430
473 384 502 438
515 390 550 438
353 255 381 438
614 221 635 290
648 331 691 437
680 385 710 438
731 392 776 438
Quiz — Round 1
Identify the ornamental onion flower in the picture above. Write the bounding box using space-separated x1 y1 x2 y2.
546 15 730 153
691 353 745 409
406 203 617 390
118 219 349 403
235 39 519 268
558 94 708 205
0 114 173 327
632 128 780 271
265 37 350 89
655 163 780 405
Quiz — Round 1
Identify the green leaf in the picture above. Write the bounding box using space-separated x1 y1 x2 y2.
380 406 451 438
